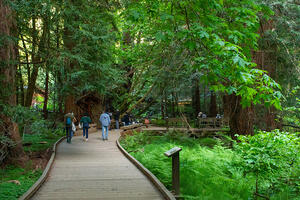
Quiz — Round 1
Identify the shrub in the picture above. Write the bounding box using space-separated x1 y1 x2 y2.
235 130 300 199
120 130 300 199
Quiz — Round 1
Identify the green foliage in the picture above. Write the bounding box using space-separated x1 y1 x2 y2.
120 130 300 199
235 130 300 198
11 105 63 137
0 165 42 200
0 135 15 164
150 119 166 126
118 0 283 114
22 130 63 153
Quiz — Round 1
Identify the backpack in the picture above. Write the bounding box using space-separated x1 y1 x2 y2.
66 117 72 126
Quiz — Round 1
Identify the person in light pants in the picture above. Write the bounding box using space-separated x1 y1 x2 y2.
100 110 111 140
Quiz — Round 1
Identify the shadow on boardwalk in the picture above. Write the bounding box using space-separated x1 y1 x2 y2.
31 130 164 200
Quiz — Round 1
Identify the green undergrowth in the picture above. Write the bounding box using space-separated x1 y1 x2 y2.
1 119 64 200
120 130 300 200
0 165 42 200
23 130 64 152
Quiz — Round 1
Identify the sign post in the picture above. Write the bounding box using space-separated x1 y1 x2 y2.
164 147 182 196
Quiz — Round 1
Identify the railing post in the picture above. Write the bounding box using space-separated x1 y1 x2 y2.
166 117 169 130
164 147 182 197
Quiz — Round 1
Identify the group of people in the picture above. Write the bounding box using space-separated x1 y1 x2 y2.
64 110 115 143
197 112 223 119
122 112 139 126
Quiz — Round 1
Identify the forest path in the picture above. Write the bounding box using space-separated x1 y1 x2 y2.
31 129 164 200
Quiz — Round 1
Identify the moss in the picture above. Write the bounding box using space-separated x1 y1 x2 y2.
0 165 42 200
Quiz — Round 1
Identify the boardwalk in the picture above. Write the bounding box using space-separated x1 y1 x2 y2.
31 130 164 200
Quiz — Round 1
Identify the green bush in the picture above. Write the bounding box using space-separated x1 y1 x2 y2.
120 130 300 200
235 130 300 199
151 119 167 126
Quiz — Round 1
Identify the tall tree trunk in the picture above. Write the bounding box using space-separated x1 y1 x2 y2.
223 94 254 137
171 92 175 117
63 0 79 115
203 84 206 114
18 65 25 106
209 92 217 117
55 21 63 114
193 78 201 118
119 31 134 112
43 14 50 119
57 70 63 113
0 0 27 165
161 98 165 119
20 33 31 83
254 19 278 131
15 47 20 105
25 17 47 107
164 93 168 117
43 69 49 119
265 107 277 131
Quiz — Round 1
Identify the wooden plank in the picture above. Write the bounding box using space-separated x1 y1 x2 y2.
164 147 182 157
29 130 165 200
117 140 176 200
20 137 65 200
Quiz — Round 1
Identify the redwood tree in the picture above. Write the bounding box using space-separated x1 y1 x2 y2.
0 0 27 165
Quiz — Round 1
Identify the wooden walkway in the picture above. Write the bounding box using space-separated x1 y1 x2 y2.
141 126 224 132
31 130 164 200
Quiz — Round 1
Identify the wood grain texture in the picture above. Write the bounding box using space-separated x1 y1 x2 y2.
30 130 164 200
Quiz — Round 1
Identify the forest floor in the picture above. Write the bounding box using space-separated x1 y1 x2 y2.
0 133 63 199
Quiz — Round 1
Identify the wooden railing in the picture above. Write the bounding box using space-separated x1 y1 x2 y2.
165 117 229 131
197 118 229 129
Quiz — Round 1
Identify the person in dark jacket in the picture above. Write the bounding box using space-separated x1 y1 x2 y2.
80 113 92 142
64 112 75 143
114 110 120 129
123 112 130 126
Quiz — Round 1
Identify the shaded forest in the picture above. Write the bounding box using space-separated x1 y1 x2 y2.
0 1 299 197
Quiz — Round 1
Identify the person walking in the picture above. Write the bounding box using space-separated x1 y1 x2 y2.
114 109 120 129
80 113 92 142
123 112 130 126
64 112 75 143
71 118 76 138
100 110 111 140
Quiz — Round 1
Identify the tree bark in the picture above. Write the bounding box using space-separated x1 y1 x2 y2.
43 69 49 119
254 19 278 131
25 17 47 107
161 98 165 119
171 92 175 117
209 92 217 117
223 94 254 137
17 65 25 106
0 0 27 165
193 79 201 118
63 0 79 115
43 14 50 119
124 83 155 115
